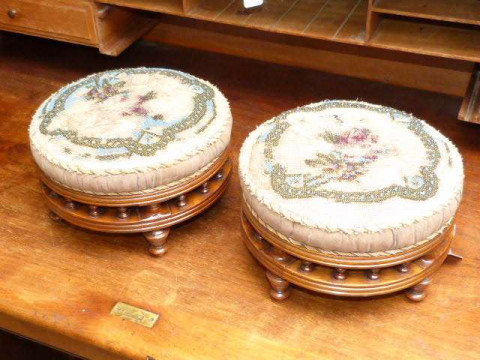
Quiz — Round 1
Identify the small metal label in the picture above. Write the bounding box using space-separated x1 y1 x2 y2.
110 302 159 328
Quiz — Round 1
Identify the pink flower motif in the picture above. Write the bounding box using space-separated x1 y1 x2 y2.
132 106 148 116
339 132 351 144
351 128 370 142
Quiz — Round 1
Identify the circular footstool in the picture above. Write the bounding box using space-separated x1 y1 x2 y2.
30 68 232 257
239 100 463 301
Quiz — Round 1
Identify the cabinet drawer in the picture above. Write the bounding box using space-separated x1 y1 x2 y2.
0 0 97 45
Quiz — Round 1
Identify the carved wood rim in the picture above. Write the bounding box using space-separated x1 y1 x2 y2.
41 157 231 233
241 211 453 297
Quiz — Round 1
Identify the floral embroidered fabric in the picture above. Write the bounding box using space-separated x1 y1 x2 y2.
239 101 463 253
29 68 232 194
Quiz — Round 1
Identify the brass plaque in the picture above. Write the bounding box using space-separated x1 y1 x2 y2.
110 302 159 328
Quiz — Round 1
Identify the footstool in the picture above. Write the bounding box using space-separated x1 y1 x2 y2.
239 100 464 301
30 68 232 257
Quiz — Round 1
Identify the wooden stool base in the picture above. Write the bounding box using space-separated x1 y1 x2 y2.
40 153 231 257
241 202 457 301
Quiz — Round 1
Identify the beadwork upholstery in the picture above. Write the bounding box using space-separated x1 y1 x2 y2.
239 100 464 254
30 68 232 194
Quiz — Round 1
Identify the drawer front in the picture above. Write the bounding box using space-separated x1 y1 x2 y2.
0 0 97 45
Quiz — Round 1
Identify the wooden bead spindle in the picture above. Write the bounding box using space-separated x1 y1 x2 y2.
64 199 75 210
300 261 315 273
145 203 160 215
333 268 348 280
49 211 61 222
88 205 99 218
367 268 380 280
199 182 209 194
271 246 289 262
117 207 129 219
215 170 224 180
253 231 265 244
421 253 435 266
398 263 410 273
177 194 187 207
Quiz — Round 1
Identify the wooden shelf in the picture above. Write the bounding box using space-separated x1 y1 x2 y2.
372 0 480 26
186 0 367 45
186 0 480 62
369 17 480 62
98 0 367 45
98 0 480 62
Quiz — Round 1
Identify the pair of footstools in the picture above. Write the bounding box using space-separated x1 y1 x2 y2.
30 68 464 302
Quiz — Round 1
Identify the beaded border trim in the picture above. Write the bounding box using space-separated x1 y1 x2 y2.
37 68 216 160
262 101 440 203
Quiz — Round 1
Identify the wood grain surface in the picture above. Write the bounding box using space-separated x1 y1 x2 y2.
0 32 479 360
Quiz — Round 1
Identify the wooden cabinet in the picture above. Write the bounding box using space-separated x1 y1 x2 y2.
0 0 156 55
0 0 98 45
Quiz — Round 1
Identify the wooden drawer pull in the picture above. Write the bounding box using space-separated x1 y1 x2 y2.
7 9 18 19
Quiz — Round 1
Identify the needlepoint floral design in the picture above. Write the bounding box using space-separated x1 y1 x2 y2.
84 79 127 103
305 128 387 184
257 101 440 203
37 68 217 160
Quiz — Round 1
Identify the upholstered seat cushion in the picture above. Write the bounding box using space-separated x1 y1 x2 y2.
239 100 464 255
29 68 232 195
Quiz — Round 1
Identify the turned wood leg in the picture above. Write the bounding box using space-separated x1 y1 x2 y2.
266 270 291 301
406 277 431 302
144 229 170 257
367 268 380 280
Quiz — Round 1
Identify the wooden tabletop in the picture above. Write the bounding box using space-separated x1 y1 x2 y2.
0 33 479 360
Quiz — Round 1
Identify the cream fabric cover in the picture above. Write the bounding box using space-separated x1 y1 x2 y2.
29 68 232 194
239 101 464 254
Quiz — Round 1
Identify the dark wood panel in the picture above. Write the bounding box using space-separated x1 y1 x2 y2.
369 17 480 62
